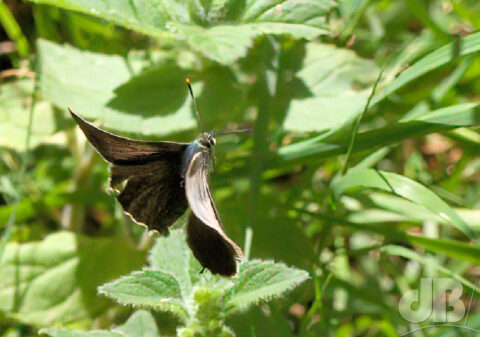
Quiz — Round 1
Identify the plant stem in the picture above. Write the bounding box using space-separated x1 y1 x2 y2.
0 62 38 261
341 68 383 176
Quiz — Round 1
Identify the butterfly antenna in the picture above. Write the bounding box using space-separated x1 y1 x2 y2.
217 128 253 136
186 78 202 129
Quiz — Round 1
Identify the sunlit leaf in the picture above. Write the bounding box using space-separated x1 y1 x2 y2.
30 0 335 65
373 31 480 105
40 329 122 337
381 245 480 295
0 232 145 326
276 103 480 167
0 79 61 151
148 229 192 298
98 270 187 319
38 39 196 136
284 43 378 132
225 260 309 312
41 310 159 337
406 235 480 265
331 169 477 239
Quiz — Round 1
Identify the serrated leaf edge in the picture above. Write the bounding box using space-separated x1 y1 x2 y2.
97 268 188 320
224 259 310 313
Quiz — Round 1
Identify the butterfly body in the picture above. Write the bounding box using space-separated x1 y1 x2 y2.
69 109 242 276
181 132 216 179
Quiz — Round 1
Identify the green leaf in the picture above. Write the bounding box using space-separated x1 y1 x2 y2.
30 0 335 65
373 31 480 105
38 39 131 119
98 269 187 319
148 229 192 298
107 66 189 116
29 0 189 37
217 190 315 270
173 23 257 65
412 102 480 125
381 245 480 295
276 102 480 167
284 43 378 132
0 232 145 326
348 193 480 231
225 260 309 312
38 39 195 135
406 235 480 265
195 65 247 130
0 79 60 151
331 169 477 239
243 0 335 23
0 1 30 58
40 310 159 337
114 310 160 337
40 328 122 337
227 305 296 337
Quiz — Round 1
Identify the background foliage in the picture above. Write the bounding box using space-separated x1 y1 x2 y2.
1 0 480 336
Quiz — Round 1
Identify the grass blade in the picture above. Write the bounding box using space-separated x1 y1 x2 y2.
0 0 30 58
0 62 38 262
341 68 383 175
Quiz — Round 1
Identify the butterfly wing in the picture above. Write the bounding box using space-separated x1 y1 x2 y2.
70 109 189 234
184 143 243 276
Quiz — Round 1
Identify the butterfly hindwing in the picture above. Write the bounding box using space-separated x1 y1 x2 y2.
70 109 189 234
71 109 243 276
184 144 243 276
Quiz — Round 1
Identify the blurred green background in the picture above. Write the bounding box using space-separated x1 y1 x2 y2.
1 0 480 336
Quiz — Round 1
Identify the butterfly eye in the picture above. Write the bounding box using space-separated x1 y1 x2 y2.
209 137 216 146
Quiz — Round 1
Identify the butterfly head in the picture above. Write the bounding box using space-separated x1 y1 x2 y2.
199 131 216 148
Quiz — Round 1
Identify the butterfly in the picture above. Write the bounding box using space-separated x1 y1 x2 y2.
69 79 243 277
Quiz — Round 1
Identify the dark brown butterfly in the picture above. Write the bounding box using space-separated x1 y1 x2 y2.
69 82 243 276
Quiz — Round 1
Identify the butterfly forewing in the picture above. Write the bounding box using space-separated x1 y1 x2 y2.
71 110 243 276
184 143 243 276
70 109 189 234
70 109 187 164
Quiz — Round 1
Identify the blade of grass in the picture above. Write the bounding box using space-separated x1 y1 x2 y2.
406 0 450 43
381 245 480 297
340 0 373 45
372 31 480 105
276 103 480 166
431 56 474 104
341 68 383 175
0 0 30 58
331 169 477 239
0 61 38 261
407 235 480 265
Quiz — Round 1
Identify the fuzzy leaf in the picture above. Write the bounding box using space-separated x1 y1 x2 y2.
225 260 309 312
148 229 192 298
98 270 187 319
114 310 160 337
28 0 189 37
0 232 145 326
41 310 159 337
173 23 257 65
29 0 335 65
